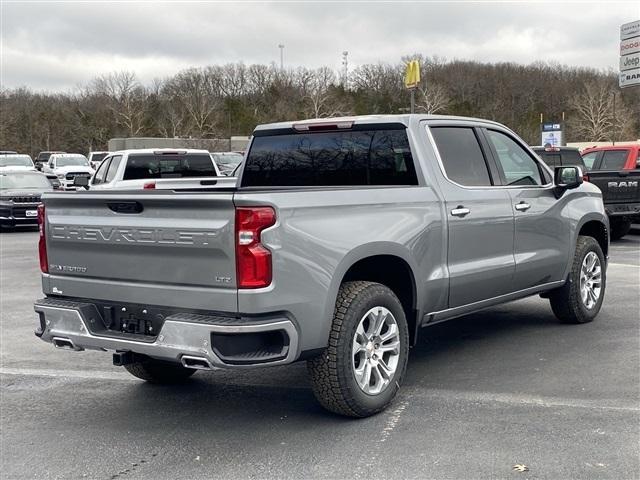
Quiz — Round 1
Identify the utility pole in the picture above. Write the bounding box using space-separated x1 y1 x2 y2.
612 91 617 146
278 44 284 70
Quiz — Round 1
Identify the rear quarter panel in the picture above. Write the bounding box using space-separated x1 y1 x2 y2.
234 186 446 352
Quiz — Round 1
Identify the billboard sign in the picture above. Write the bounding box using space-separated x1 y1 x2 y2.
541 123 562 147
620 20 640 40
404 61 421 89
619 20 640 88
619 68 640 88
620 36 640 55
620 51 640 71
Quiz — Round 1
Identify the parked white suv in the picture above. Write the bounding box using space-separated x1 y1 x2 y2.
42 153 94 190
87 151 111 170
0 154 37 172
85 149 221 190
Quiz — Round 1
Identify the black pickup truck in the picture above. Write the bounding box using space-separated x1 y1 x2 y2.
588 169 640 240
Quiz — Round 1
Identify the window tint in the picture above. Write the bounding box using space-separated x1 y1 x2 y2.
92 157 110 184
431 127 491 186
105 155 122 182
600 150 629 170
242 129 418 187
91 152 108 163
581 152 598 170
123 154 216 180
538 152 560 168
486 130 542 186
560 150 584 167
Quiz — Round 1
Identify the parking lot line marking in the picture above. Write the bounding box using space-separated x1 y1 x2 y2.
2 367 638 413
608 263 640 268
0 367 135 382
411 388 640 413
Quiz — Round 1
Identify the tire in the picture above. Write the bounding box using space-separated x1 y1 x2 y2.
549 235 606 324
124 357 197 384
307 281 410 418
610 219 631 241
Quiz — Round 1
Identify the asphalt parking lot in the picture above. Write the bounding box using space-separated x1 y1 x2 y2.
1 228 638 480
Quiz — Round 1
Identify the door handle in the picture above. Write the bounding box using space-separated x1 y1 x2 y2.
450 206 470 217
514 202 531 211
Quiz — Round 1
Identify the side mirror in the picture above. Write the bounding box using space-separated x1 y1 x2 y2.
554 166 583 197
73 176 90 190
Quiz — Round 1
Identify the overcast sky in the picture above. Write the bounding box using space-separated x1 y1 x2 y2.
2 1 639 91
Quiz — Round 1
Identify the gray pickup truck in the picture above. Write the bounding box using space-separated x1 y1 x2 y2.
34 115 609 417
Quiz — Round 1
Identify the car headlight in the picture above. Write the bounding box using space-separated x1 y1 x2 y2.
57 173 65 178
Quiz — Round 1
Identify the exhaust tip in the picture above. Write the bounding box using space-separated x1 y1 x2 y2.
181 355 213 370
52 337 83 351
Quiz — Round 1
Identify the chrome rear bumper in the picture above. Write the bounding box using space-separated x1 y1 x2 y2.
34 298 298 369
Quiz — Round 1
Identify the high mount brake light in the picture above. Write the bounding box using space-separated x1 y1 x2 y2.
143 182 156 189
153 150 187 155
292 121 354 132
37 204 48 273
235 207 276 289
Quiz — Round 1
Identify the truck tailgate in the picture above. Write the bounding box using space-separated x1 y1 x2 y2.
42 191 238 312
589 170 640 214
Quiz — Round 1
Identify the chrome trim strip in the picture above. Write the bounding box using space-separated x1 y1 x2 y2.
34 303 299 369
423 280 566 324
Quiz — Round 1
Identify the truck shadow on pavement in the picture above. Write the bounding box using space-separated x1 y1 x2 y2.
96 300 564 422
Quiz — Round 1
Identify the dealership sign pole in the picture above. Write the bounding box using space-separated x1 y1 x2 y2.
619 20 640 88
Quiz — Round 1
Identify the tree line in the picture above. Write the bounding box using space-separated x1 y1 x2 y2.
1 56 638 157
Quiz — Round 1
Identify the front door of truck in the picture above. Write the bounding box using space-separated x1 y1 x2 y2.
428 125 515 308
481 128 569 290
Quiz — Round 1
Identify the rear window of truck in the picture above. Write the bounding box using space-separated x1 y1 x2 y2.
600 150 629 170
123 154 216 180
241 129 418 187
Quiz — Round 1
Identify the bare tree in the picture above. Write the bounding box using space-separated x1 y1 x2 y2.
415 82 450 114
168 68 222 137
92 72 147 137
568 79 634 141
299 67 349 118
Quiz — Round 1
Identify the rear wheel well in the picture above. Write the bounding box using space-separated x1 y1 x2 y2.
579 220 608 257
342 255 418 344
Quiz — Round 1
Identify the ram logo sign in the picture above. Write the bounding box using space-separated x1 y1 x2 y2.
608 181 638 188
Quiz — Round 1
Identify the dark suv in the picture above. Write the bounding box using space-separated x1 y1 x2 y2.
532 146 586 169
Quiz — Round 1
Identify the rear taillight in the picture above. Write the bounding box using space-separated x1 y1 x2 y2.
37 204 48 273
583 173 590 182
235 206 276 289
143 182 156 189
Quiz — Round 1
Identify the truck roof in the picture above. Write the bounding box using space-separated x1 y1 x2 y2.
253 114 505 132
109 148 212 156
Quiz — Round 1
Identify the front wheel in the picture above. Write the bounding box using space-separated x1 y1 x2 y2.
549 235 606 324
307 281 410 417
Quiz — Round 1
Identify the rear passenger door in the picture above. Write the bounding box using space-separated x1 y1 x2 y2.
428 125 515 308
482 128 569 290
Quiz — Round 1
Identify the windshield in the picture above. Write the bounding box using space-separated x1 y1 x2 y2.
56 156 89 167
0 173 52 190
0 155 34 167
213 153 243 165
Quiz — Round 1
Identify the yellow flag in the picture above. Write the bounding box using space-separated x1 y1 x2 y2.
404 60 421 89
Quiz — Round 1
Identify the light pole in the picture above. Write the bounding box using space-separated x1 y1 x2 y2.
278 44 284 70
